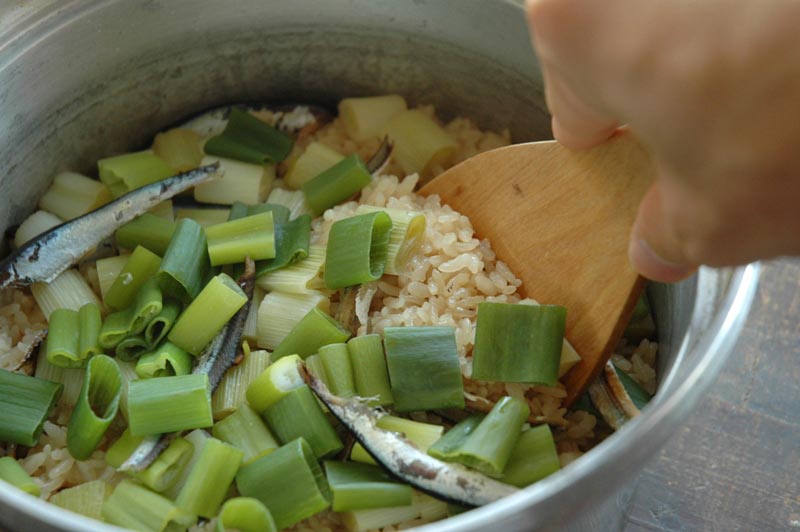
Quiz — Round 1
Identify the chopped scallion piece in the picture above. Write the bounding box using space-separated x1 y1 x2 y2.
13 210 62 248
136 341 193 378
102 480 196 532
324 461 413 512
31 269 101 320
205 108 293 165
152 128 204 172
115 213 177 256
105 428 145 468
302 154 372 216
256 244 326 295
156 218 210 303
144 299 182 348
350 415 443 465
324 211 392 289
471 302 566 386
216 497 277 532
341 502 418 532
205 211 276 266
127 373 213 436
347 334 393 406
501 425 560 487
338 95 407 141
236 438 331 530
149 199 175 221
270 308 350 361
38 171 112 221
115 334 150 362
78 303 102 361
194 156 275 205
104 245 162 310
383 326 464 412
175 206 231 227
383 109 457 176
284 141 345 189
0 369 61 446
263 384 343 458
98 150 174 198
266 187 313 219
304 354 328 385
96 254 130 302
612 363 652 410
137 437 194 493
165 429 211 500
176 437 243 518
0 456 40 497
45 308 81 368
427 414 483 461
67 354 122 460
212 349 271 420
318 343 356 398
168 273 247 355
355 205 426 275
34 349 83 412
50 479 109 520
245 354 304 413
212 404 279 464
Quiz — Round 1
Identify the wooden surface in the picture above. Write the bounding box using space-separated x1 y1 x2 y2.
420 135 655 403
624 258 800 532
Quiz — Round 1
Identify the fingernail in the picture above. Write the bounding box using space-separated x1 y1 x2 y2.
628 238 695 283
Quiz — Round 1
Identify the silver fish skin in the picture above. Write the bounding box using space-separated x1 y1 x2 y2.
120 259 255 473
0 164 220 289
366 136 393 175
300 364 520 507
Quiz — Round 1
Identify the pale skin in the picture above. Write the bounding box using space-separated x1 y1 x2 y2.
525 0 800 282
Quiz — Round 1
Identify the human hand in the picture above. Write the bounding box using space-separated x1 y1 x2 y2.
525 0 800 282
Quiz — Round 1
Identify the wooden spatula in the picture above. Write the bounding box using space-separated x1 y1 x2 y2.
419 132 655 405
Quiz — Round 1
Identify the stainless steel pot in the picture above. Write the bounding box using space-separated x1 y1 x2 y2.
0 1 759 531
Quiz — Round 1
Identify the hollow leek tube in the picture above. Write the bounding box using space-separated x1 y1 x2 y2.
427 414 484 461
115 213 176 256
256 244 326 294
245 354 304 413
613 363 652 410
34 349 83 412
285 142 345 189
216 497 277 532
383 326 464 412
471 302 566 386
432 396 529 477
67 355 122 460
45 308 81 368
271 308 350 361
77 303 102 361
235 438 331 530
212 404 279 465
168 273 247 355
96 254 130 302
105 428 145 468
324 460 413 512
323 211 392 289
205 211 276 266
144 299 182 348
204 107 293 165
350 415 444 465
98 309 133 349
165 429 210 500
256 290 330 351
127 373 213 436
156 218 210 303
0 456 40 497
338 95 407 141
212 350 271 419
130 278 164 335
98 150 174 198
355 205 426 275
136 341 193 378
153 128 204 172
50 479 109 520
382 109 457 176
104 245 162 310
304 354 328 386
13 210 62 248
137 437 194 493
31 269 101 320
318 343 356 398
176 437 243 518
38 171 112 221
0 369 62 446
175 206 231 227
266 187 313 219
102 480 196 532
115 335 150 362
263 384 343 458
301 154 372 216
346 334 393 406
501 425 560 487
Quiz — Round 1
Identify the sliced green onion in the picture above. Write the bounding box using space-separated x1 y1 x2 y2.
228 201 289 223
115 213 177 256
175 206 231 227
324 211 392 289
212 404 279 465
102 480 196 532
99 279 165 351
355 205 426 275
318 343 356 398
137 437 194 493
285 141 345 189
256 244 326 294
383 326 464 412
34 350 83 412
130 278 165 334
216 497 277 532
67 355 122 460
105 427 145 468
144 299 182 348
98 150 174 198
116 360 138 421
341 503 419 532
104 245 162 310
39 171 112 221
78 303 102 361
245 354 304 413
350 415 443 465
31 269 101 320
255 290 330 350
471 302 566 386
0 369 61 446
157 218 210 303
136 341 193 378
176 437 243 518
205 108 293 164
148 199 175 221
127 373 213 436
427 414 483 461
98 309 134 350
194 156 275 205
302 154 372 216
264 384 343 458
153 128 204 172
613 363 652 409
13 210 62 248
45 308 81 368
50 479 110 520
502 425 560 487
0 456 40 497
115 335 150 362
304 354 328 383
383 109 457 176
205 212 275 266
324 460 413 512
431 396 528 477
271 308 350 361
96 254 130 302
347 334 393 406
559 338 582 378
236 438 331 530
266 187 313 219
168 273 247 355
338 95 407 141
165 429 211 500
212 349 271 419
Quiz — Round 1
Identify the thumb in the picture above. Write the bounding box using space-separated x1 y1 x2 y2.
628 181 698 283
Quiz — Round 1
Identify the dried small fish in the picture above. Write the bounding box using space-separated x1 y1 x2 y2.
366 136 393 175
587 361 641 430
7 329 47 373
301 363 519 507
0 164 219 289
120 259 255 472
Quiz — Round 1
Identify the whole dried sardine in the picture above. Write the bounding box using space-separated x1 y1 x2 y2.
301 363 519 507
0 164 219 289
587 361 643 430
120 259 255 472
